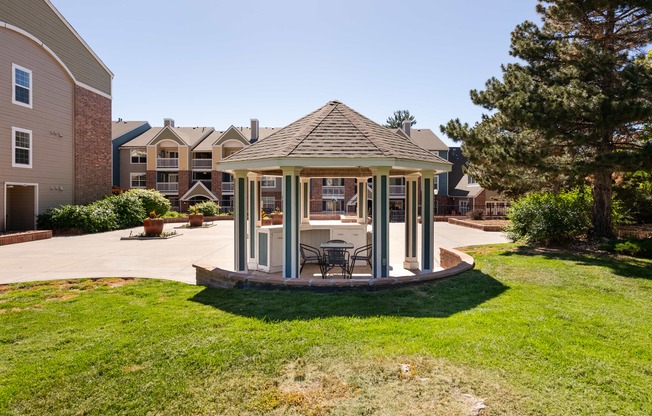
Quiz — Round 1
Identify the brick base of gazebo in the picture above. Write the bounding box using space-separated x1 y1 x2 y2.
194 247 474 292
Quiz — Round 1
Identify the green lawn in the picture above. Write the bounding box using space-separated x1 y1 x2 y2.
1 245 651 415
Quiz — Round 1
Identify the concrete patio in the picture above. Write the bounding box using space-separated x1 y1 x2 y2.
0 221 509 286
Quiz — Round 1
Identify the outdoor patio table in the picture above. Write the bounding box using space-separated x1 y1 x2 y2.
320 241 353 278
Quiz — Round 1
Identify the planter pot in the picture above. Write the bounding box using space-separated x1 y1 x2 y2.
143 218 164 236
261 218 273 226
188 214 204 227
270 213 283 225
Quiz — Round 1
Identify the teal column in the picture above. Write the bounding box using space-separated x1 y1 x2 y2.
403 174 419 269
233 170 248 272
371 167 390 278
421 170 435 272
356 177 369 224
282 168 301 278
247 173 261 270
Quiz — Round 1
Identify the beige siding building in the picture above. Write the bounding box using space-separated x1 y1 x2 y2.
1 0 112 231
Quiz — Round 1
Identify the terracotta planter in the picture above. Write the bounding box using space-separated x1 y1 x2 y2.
261 218 273 226
143 218 164 236
188 214 204 227
270 213 283 225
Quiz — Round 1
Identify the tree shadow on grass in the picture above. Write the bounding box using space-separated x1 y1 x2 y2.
500 246 652 280
189 270 508 321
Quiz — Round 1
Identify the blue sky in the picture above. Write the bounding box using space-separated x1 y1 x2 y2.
52 0 540 145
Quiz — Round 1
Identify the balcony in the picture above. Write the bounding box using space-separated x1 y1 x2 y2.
192 159 212 169
322 186 345 199
389 185 405 197
157 158 178 169
156 182 178 193
222 181 234 195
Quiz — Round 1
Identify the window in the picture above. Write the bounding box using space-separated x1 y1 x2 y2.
262 196 276 210
130 173 146 188
130 149 147 164
323 178 344 186
468 176 478 185
12 127 32 168
13 64 32 108
261 176 276 188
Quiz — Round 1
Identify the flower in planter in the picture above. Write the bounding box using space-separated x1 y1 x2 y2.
189 204 201 215
148 211 160 219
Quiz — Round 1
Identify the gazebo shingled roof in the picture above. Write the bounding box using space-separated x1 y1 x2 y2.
220 100 449 167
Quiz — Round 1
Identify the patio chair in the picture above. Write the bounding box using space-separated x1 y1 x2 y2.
299 244 323 273
323 247 350 278
348 244 372 276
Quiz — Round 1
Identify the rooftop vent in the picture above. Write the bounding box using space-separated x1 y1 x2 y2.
250 118 259 143
164 118 175 128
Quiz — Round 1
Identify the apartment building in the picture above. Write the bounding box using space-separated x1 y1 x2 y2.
116 119 279 211
1 0 113 231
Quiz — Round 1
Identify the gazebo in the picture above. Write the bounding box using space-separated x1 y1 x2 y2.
216 100 452 279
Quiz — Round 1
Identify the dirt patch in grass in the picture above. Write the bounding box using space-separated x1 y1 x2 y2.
253 355 526 415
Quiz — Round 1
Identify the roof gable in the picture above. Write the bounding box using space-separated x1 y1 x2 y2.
179 181 218 201
212 126 250 146
148 127 185 146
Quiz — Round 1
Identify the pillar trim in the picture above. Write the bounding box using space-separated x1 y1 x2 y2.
282 167 301 278
421 170 435 272
247 172 261 270
233 170 248 272
371 167 390 278
356 177 369 225
403 174 420 269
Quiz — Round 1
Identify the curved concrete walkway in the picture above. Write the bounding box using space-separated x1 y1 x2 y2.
0 221 509 285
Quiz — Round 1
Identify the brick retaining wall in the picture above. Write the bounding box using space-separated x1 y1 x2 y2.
0 230 52 246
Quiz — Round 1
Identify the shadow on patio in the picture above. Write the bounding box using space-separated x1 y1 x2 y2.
189 270 508 320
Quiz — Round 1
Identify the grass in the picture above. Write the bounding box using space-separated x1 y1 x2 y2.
0 245 651 415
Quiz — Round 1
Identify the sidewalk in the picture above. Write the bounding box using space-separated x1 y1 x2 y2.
0 221 509 285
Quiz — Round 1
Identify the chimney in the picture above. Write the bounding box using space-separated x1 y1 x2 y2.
250 118 259 143
402 119 411 138
164 118 175 128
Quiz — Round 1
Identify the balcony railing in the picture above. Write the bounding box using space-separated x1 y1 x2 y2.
389 185 405 196
222 181 234 194
192 159 212 169
157 158 178 169
156 182 178 192
322 186 345 199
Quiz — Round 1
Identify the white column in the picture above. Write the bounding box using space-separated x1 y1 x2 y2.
300 177 310 224
233 170 248 272
371 167 390 278
421 170 436 272
356 177 369 225
403 174 420 269
247 172 261 270
282 168 301 278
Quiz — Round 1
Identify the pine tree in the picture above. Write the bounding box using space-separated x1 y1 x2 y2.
384 110 416 128
442 1 652 238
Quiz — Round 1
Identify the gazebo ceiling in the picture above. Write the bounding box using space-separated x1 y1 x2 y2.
216 100 452 176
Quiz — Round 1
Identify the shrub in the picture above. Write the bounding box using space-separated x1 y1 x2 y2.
611 238 652 259
38 204 118 233
467 209 484 220
506 189 591 245
91 193 146 228
161 210 184 218
124 189 170 216
194 201 220 216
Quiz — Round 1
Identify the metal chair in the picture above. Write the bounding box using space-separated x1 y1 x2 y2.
348 244 372 276
299 244 323 274
322 247 350 278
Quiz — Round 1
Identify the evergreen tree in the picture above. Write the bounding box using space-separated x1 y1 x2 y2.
442 1 652 238
384 110 416 128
